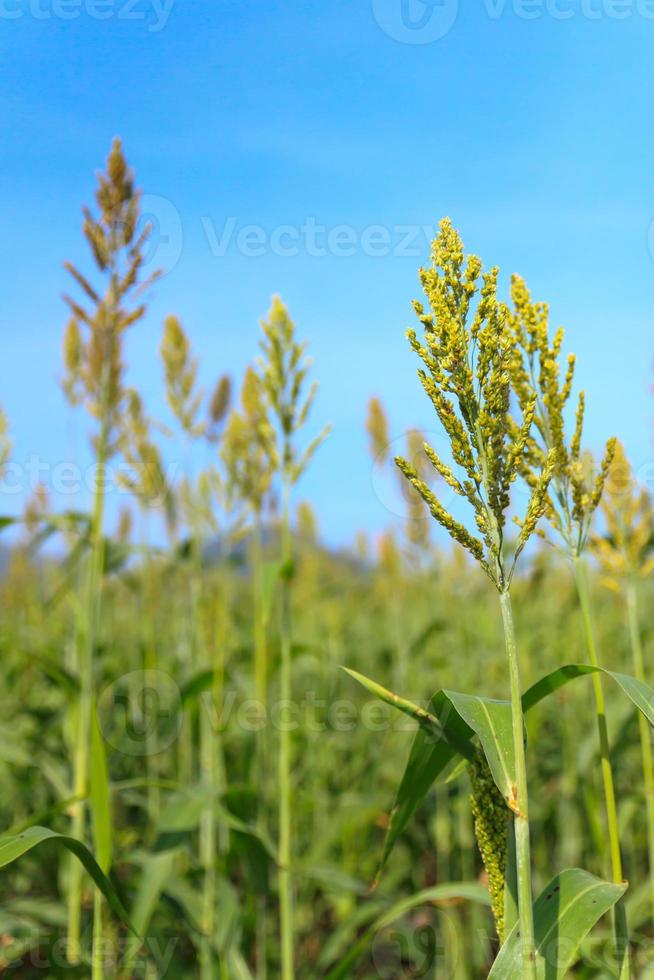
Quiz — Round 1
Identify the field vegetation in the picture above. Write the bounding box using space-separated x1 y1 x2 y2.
0 142 653 978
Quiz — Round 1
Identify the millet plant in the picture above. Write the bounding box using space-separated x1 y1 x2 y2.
61 138 160 975
257 297 331 980
593 443 654 928
345 219 654 978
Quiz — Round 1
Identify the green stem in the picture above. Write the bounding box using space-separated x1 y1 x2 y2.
499 589 536 979
91 891 104 980
278 478 294 980
66 370 110 966
141 509 160 827
626 581 654 929
199 693 217 980
191 518 220 980
253 519 268 980
573 556 630 978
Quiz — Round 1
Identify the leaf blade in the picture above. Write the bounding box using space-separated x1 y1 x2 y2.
489 868 627 979
0 826 133 931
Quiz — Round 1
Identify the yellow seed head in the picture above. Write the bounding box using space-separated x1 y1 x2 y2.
366 396 390 463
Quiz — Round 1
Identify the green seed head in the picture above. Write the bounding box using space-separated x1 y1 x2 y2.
508 276 616 556
396 219 554 590
469 752 509 943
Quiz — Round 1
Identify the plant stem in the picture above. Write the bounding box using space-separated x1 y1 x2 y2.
140 510 160 827
199 692 217 980
625 580 654 929
253 519 268 980
499 589 536 978
573 556 630 978
191 520 219 980
278 478 294 980
92 892 104 980
67 368 110 966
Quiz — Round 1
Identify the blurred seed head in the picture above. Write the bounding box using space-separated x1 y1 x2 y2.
160 316 205 439
296 500 318 543
366 396 390 464
258 296 331 486
0 405 11 478
591 440 654 588
208 374 232 435
61 139 158 455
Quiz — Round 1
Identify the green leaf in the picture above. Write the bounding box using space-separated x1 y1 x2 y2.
379 721 461 873
408 618 447 657
523 664 654 727
19 651 80 697
342 670 476 873
0 826 133 930
180 669 215 705
227 949 255 980
359 661 654 881
260 560 283 624
123 849 179 975
489 868 627 978
314 899 389 972
154 788 208 851
342 668 450 735
323 882 490 980
441 690 516 807
90 704 112 872
343 669 515 873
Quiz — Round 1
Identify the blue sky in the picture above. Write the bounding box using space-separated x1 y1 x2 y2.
1 0 653 547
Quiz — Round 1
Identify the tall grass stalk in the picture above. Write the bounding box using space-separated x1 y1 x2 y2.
626 581 654 922
593 441 654 931
253 519 270 980
499 589 536 976
258 297 330 979
61 139 159 968
221 366 274 978
67 366 109 965
394 221 560 974
573 556 629 976
508 274 629 974
277 478 294 979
